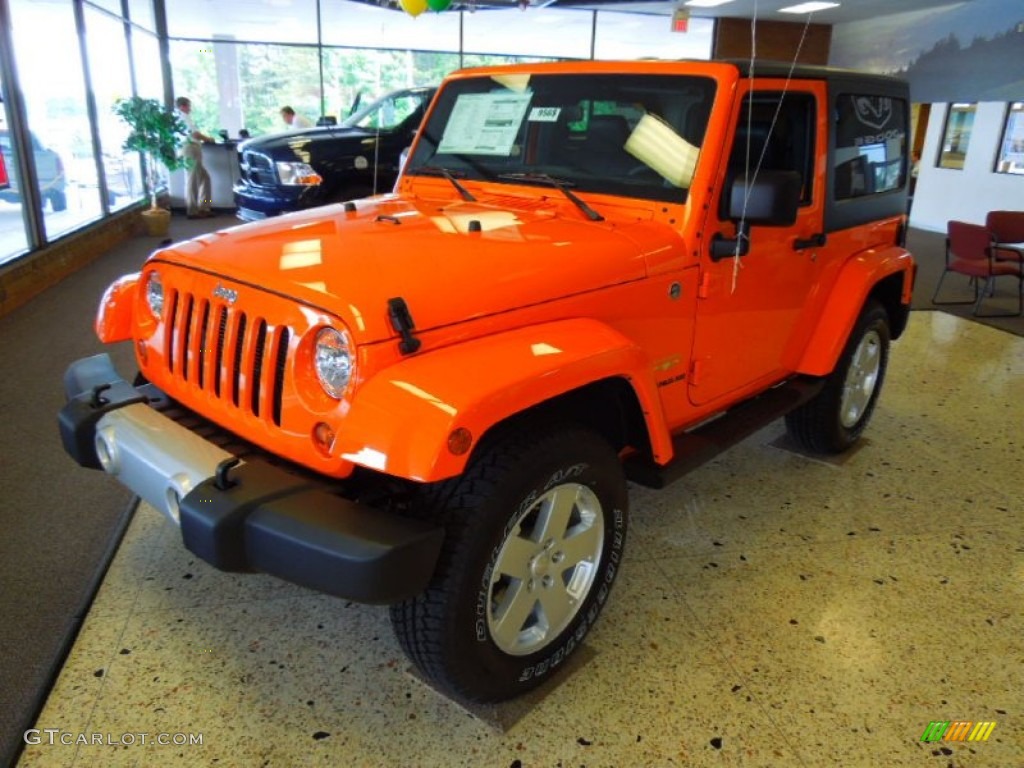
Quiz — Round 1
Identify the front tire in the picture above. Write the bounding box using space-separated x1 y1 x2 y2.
390 426 628 703
785 300 890 454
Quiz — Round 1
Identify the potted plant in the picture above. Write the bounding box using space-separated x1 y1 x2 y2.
113 96 189 236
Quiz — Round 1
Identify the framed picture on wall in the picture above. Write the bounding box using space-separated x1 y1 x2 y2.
994 102 1024 175
937 103 976 170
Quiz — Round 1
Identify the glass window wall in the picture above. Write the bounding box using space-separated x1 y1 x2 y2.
463 8 591 59
594 11 714 60
166 0 319 44
127 0 156 32
132 28 164 100
85 4 142 211
9 0 100 240
0 71 31 265
321 1 460 52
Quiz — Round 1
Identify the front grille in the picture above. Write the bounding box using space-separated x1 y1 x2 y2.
164 289 290 427
240 150 276 186
243 151 273 171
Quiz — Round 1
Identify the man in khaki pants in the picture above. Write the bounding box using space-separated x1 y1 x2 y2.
175 96 214 218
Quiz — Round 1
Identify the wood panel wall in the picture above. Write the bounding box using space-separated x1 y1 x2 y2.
714 18 832 65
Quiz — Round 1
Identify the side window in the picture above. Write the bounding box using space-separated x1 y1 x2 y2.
726 92 816 206
355 94 425 132
834 93 908 198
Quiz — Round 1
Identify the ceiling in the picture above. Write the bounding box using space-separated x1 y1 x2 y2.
419 0 975 24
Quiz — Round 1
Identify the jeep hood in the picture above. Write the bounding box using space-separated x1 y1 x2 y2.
156 195 669 343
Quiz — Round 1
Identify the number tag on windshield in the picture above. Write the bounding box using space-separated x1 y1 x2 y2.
528 107 561 123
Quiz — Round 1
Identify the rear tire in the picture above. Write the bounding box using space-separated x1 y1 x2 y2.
390 426 628 703
785 300 890 454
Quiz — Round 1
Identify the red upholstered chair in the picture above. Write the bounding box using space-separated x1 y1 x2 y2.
985 210 1024 264
932 220 1023 316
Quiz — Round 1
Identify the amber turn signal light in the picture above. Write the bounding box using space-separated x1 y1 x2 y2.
312 422 336 456
447 427 473 456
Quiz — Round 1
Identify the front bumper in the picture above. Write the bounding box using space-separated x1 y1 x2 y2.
58 353 443 604
233 182 309 219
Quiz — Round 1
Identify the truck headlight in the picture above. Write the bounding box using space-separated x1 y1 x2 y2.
276 161 322 186
314 327 354 398
145 271 163 318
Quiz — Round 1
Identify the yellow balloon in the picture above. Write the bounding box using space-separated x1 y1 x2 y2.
400 0 428 16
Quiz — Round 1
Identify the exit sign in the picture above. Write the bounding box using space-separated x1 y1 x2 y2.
672 8 690 32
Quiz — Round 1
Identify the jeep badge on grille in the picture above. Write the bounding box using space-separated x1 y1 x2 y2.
213 284 238 304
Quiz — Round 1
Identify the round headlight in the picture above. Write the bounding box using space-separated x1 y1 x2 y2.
145 272 164 318
314 327 354 398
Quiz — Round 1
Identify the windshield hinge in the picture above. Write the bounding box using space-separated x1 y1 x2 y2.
698 271 713 299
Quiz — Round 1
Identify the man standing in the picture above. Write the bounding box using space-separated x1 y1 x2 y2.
175 96 214 218
280 106 313 130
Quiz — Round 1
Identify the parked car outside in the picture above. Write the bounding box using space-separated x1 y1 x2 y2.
234 86 436 221
0 128 67 211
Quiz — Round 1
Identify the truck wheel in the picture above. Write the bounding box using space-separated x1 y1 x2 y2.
785 300 890 454
390 427 628 703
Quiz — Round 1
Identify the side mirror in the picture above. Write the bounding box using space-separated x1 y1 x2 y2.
711 170 802 261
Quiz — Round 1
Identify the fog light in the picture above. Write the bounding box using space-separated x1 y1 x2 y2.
313 422 336 455
165 487 181 523
95 427 118 473
447 427 473 456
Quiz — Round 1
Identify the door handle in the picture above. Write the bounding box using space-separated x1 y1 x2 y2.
793 233 826 250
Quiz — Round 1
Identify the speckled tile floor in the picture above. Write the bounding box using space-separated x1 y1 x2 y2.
19 312 1024 768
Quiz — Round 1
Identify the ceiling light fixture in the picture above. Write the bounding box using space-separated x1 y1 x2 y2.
778 1 839 12
684 0 734 7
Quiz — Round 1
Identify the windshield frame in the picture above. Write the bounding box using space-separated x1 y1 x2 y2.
340 88 432 132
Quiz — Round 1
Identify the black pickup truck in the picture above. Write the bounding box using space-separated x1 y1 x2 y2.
233 86 435 221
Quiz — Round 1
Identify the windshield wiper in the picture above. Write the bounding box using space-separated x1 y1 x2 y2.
497 173 604 222
412 165 476 202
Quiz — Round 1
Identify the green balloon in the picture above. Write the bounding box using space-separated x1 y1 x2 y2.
427 0 452 11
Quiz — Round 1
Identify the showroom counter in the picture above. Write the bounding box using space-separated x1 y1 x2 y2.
169 141 240 211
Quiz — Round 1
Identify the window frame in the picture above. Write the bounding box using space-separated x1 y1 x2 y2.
993 101 1024 176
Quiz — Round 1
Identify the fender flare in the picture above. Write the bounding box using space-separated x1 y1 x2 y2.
333 318 671 482
797 247 913 376
95 272 140 343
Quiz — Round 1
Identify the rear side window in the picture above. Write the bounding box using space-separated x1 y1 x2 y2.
833 94 908 199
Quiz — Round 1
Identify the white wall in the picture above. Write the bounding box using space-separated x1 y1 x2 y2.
910 102 1023 233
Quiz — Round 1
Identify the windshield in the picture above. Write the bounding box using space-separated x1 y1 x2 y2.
406 73 716 204
341 90 430 131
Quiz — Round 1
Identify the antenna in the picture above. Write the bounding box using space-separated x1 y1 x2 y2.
731 3 814 292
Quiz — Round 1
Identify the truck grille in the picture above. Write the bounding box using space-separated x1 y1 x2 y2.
239 150 276 186
165 289 291 427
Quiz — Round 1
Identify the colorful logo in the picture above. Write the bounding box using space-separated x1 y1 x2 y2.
921 721 996 742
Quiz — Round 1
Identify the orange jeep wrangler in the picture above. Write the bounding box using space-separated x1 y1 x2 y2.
60 60 914 703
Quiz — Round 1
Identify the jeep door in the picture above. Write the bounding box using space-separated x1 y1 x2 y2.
689 80 828 407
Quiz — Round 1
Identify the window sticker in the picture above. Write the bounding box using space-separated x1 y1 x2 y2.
625 113 699 188
528 106 561 123
438 92 532 156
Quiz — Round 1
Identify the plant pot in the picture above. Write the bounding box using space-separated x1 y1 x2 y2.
141 207 171 237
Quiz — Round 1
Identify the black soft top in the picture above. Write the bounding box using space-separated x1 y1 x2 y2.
721 59 908 90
